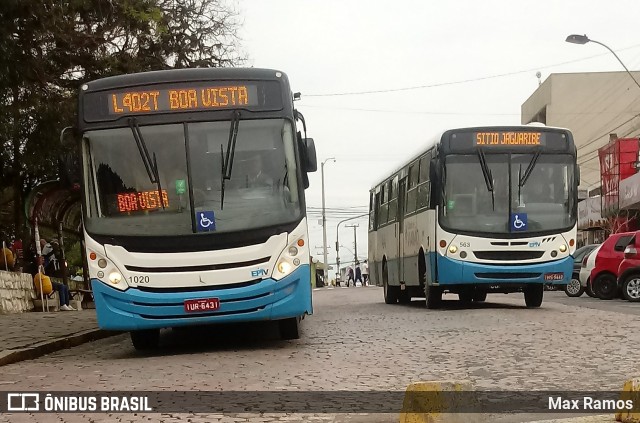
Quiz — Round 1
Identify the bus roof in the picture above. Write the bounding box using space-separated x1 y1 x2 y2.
82 67 290 92
369 123 573 190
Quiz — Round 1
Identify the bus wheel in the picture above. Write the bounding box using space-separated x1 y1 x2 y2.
279 317 301 340
383 262 399 304
425 285 442 309
524 284 543 308
130 329 160 351
473 291 487 302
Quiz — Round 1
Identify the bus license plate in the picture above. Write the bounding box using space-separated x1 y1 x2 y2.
544 272 564 281
184 298 220 313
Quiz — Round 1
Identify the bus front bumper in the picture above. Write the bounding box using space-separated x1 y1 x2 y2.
436 255 572 285
91 265 312 331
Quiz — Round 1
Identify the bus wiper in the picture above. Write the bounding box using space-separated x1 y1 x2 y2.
476 148 495 210
128 118 165 209
220 110 241 209
519 149 541 187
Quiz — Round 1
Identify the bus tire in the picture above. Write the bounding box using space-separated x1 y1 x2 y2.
425 285 442 309
524 284 543 308
383 261 399 304
279 317 301 340
473 291 487 302
130 329 160 351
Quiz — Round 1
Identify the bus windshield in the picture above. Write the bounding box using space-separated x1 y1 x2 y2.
83 118 301 236
440 153 575 234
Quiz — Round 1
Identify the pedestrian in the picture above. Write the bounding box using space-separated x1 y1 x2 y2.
362 260 369 286
354 262 363 287
10 238 23 272
37 238 75 311
347 267 354 287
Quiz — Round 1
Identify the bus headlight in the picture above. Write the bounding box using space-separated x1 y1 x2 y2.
272 235 309 281
559 244 567 253
277 260 292 275
109 272 122 284
87 249 128 291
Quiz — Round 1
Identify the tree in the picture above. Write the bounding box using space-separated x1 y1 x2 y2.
602 209 639 235
0 0 245 240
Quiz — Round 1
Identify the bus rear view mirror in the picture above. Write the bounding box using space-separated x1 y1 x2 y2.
58 126 81 190
304 138 317 172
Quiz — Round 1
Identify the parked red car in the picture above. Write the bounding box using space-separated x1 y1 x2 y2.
590 231 636 300
617 233 640 302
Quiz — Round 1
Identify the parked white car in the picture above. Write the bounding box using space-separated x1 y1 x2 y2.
579 244 602 298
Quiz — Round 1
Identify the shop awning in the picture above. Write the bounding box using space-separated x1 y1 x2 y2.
619 172 640 210
24 181 82 235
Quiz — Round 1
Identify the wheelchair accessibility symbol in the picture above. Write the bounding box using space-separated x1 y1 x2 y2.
196 211 216 232
511 213 527 232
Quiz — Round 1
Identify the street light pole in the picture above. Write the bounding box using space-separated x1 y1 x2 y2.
321 157 336 287
335 213 368 282
566 34 640 91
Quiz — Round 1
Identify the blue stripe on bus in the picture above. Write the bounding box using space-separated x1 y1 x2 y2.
435 254 572 285
91 264 312 331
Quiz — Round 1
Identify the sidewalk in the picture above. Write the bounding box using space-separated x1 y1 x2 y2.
0 309 120 366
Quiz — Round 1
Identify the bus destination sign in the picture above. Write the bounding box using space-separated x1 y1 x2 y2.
109 85 259 115
447 130 570 153
82 80 284 122
475 131 545 147
113 190 169 214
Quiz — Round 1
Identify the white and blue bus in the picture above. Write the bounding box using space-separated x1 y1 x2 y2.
368 125 578 308
76 68 317 349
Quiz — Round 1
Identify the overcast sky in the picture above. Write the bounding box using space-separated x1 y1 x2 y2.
235 0 640 275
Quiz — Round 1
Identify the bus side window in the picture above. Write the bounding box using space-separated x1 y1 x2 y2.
419 155 430 184
369 192 376 231
374 192 381 228
388 177 398 222
409 163 419 189
416 154 431 210
406 186 417 215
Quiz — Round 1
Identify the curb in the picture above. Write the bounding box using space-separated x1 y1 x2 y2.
400 380 477 423
526 417 613 422
0 329 122 367
616 377 640 423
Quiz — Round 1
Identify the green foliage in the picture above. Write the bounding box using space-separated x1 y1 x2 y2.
0 0 245 236
64 240 83 271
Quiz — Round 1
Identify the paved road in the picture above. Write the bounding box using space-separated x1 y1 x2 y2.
0 287 637 422
544 289 640 316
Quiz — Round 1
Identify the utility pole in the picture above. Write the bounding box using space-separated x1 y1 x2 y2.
320 158 336 287
336 213 368 282
346 224 358 265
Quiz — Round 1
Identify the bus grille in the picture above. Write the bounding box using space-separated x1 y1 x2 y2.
473 251 545 260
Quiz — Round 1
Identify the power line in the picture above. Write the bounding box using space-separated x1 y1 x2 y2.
304 45 640 97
